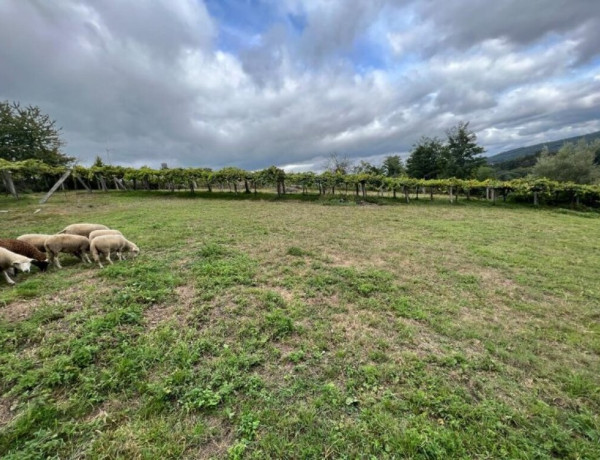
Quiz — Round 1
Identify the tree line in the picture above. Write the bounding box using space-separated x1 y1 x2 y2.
2 100 600 207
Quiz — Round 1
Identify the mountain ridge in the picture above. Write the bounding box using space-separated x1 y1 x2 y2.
487 130 600 164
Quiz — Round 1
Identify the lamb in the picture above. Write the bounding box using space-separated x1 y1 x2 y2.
0 239 49 272
44 234 92 268
0 247 33 285
89 229 123 241
91 235 140 268
17 234 53 252
58 223 109 238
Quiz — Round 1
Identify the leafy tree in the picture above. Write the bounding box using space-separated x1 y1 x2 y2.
93 156 105 167
474 165 496 181
532 139 600 184
440 121 485 179
382 155 405 177
325 153 352 175
0 101 73 166
353 160 383 176
406 137 444 179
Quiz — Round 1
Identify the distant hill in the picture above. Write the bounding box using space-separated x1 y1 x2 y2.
487 130 600 165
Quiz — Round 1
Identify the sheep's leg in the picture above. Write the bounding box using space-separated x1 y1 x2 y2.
50 251 62 269
3 270 16 285
116 250 123 261
106 252 114 265
83 252 92 264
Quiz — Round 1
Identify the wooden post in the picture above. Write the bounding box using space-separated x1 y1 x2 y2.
491 188 496 205
40 170 72 204
1 170 18 199
533 191 539 206
449 186 454 203
98 175 108 192
75 175 92 193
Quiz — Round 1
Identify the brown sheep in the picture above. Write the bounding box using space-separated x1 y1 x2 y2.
0 239 49 272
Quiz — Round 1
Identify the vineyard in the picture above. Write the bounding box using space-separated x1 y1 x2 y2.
2 158 600 207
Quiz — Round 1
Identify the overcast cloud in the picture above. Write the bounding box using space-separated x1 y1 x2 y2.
1 0 599 170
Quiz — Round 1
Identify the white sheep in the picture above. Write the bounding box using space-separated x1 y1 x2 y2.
88 229 123 241
0 247 33 285
91 235 140 268
44 234 92 268
58 223 109 238
17 234 53 252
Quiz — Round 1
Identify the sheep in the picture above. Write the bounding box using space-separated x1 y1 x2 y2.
0 239 49 272
58 223 109 238
44 234 92 268
0 247 33 285
17 234 53 252
91 235 139 268
88 229 123 241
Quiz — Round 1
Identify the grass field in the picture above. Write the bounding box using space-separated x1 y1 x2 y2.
1 191 599 459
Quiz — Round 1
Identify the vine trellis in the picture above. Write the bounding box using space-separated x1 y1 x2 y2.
1 158 599 207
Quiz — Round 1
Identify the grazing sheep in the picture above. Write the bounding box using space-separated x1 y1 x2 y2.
44 234 92 268
89 229 123 241
17 234 53 252
91 235 139 268
0 239 49 272
0 247 33 285
58 223 109 238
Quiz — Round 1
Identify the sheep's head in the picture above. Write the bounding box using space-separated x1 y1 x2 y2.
33 260 50 272
129 243 140 258
13 259 33 273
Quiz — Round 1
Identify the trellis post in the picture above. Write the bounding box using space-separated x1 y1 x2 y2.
40 169 72 204
2 170 19 199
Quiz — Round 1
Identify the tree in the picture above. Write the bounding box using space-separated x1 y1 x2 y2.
0 101 73 166
353 160 383 175
532 140 600 184
474 165 496 181
440 121 485 179
325 153 352 175
406 137 444 179
93 156 105 167
382 155 405 177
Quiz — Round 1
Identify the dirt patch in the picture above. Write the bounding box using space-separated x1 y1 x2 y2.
0 397 15 427
183 414 235 460
0 298 42 322
268 286 295 303
144 284 195 330
0 273 97 323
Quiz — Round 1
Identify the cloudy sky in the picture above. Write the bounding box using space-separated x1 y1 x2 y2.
1 0 599 171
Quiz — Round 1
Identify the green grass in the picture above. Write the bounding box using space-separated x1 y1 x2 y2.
1 191 599 459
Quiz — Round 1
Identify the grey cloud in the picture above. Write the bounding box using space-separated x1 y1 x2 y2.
1 0 599 171
415 0 600 61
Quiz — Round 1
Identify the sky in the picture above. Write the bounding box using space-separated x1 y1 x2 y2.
1 0 599 171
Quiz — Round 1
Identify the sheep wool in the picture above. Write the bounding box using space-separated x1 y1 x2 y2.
91 235 140 268
58 223 109 238
0 247 33 285
0 239 49 272
89 229 123 241
44 234 92 269
17 234 53 252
